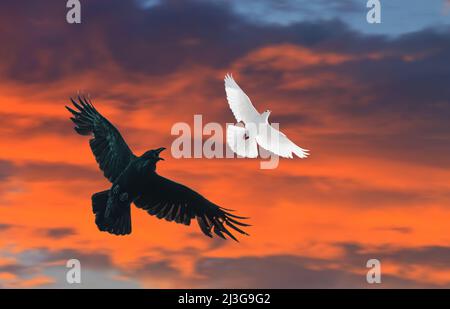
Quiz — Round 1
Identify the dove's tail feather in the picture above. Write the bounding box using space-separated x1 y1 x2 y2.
226 125 258 158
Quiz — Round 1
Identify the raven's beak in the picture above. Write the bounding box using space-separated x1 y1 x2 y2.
156 147 166 160
155 147 166 154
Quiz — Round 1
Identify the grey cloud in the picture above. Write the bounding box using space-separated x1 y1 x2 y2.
0 223 14 232
0 160 14 181
192 254 440 288
124 259 180 280
338 242 450 271
0 247 139 288
0 159 100 183
375 226 413 234
38 227 77 239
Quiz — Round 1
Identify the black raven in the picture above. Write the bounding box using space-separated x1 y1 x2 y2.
66 97 249 241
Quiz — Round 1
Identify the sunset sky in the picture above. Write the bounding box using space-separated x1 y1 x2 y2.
1 0 450 288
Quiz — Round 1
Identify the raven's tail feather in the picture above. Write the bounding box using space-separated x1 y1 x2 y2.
92 190 109 214
91 190 132 236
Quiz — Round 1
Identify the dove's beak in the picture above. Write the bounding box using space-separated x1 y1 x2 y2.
156 147 166 161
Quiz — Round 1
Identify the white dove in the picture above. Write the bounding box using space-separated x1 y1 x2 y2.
224 74 309 159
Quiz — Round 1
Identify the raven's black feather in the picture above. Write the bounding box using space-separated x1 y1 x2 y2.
91 190 132 235
66 97 134 183
134 173 250 241
67 97 249 241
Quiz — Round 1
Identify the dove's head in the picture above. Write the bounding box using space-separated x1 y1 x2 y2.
262 109 271 122
142 147 166 165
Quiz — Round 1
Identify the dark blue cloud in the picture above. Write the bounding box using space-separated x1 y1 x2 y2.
1 0 450 83
0 0 356 82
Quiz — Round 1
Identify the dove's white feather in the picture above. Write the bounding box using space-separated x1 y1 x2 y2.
255 124 309 159
224 74 310 159
224 74 260 124
226 125 258 158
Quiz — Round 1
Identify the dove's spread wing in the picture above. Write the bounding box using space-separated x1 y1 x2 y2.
66 97 135 182
226 124 258 158
224 74 260 124
256 124 309 159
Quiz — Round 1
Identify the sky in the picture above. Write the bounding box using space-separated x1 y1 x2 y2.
0 0 449 288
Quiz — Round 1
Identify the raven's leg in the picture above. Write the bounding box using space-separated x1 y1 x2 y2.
112 184 129 203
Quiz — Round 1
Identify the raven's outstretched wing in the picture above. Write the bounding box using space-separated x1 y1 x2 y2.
66 97 134 182
134 173 249 241
224 74 260 124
